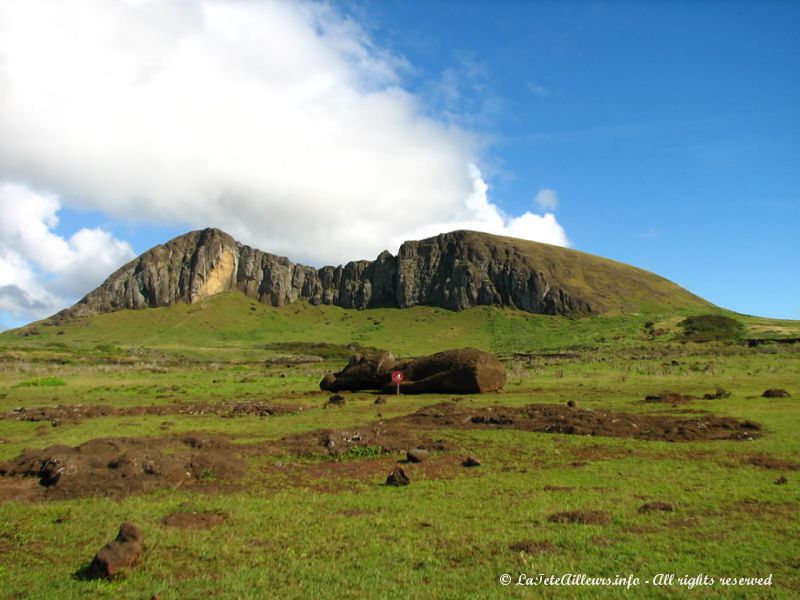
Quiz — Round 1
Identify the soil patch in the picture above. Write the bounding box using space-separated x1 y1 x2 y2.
743 454 800 471
3 400 301 426
547 510 611 525
162 511 227 529
638 501 675 513
509 540 557 554
0 433 247 500
642 392 696 405
384 401 762 442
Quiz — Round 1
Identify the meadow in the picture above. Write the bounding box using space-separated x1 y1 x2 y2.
0 293 798 599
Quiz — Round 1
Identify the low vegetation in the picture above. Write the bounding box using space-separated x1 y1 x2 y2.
0 294 798 598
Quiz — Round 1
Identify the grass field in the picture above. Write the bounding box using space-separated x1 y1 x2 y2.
0 293 798 598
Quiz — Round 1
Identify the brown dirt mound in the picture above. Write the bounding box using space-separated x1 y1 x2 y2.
642 393 696 405
743 454 800 471
638 501 675 513
0 433 247 499
162 510 227 529
547 510 611 525
388 401 762 442
3 400 299 426
509 540 557 554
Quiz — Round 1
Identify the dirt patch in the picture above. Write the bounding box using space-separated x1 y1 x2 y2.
384 401 762 442
509 540 557 554
638 501 675 513
0 433 247 500
743 454 800 471
547 510 611 525
543 485 573 492
162 510 227 529
642 392 696 405
3 400 302 426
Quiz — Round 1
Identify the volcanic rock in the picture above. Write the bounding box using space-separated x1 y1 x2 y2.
386 465 410 486
87 522 143 579
406 448 429 463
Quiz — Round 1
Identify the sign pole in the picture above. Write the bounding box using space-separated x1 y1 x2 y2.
391 370 404 396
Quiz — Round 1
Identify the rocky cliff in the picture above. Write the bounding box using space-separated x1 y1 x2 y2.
56 228 710 320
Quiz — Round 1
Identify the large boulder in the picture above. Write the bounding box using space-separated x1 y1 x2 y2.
319 351 397 392
87 522 143 579
319 348 506 394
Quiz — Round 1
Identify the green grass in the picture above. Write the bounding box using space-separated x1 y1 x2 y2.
0 294 798 598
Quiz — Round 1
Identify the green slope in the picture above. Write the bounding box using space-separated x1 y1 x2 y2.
3 292 798 363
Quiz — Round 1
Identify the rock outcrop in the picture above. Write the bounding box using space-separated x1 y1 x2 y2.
54 228 711 320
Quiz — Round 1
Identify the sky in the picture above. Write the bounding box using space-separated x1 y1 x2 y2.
0 0 798 330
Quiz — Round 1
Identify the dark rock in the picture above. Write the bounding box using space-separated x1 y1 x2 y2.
322 348 506 395
462 456 481 467
374 396 386 405
406 448 429 463
327 394 346 407
320 352 396 392
566 400 577 408
762 389 790 398
775 476 788 485
386 465 410 486
87 522 143 579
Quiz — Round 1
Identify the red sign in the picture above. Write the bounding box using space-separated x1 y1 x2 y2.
391 370 405 383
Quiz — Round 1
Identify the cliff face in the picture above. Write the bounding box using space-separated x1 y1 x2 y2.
58 228 709 319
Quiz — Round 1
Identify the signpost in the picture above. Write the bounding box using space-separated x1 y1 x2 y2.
391 370 404 396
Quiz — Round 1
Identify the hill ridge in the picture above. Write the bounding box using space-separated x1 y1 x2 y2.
54 227 710 321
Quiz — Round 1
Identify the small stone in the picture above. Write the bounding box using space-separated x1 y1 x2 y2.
406 448 429 463
374 396 386 405
462 456 481 467
566 400 577 408
775 476 788 485
386 465 410 486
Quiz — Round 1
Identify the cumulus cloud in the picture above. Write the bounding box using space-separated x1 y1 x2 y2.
0 0 570 322
0 182 135 321
534 188 559 212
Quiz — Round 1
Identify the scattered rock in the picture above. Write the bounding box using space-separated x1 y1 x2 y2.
87 522 143 580
775 476 788 485
386 465 410 486
462 456 481 467
638 501 674 513
327 395 346 407
643 392 695 404
374 396 386 405
762 389 790 398
547 510 611 525
406 448 429 463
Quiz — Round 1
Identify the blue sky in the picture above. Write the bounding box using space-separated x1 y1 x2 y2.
0 0 797 329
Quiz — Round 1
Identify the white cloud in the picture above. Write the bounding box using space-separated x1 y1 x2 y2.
0 182 135 322
0 0 570 323
534 188 559 212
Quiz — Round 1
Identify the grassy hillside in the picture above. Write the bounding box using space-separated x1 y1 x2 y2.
0 293 798 598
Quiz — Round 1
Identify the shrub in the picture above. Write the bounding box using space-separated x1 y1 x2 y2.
678 315 744 342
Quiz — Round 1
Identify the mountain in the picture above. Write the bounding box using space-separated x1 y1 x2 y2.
53 228 710 321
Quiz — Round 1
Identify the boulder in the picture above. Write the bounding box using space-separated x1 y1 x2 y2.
87 522 143 579
319 351 396 392
320 348 506 395
386 465 410 486
462 456 481 467
762 389 790 398
406 448 429 463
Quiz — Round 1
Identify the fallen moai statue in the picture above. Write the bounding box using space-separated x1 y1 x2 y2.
319 348 506 394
